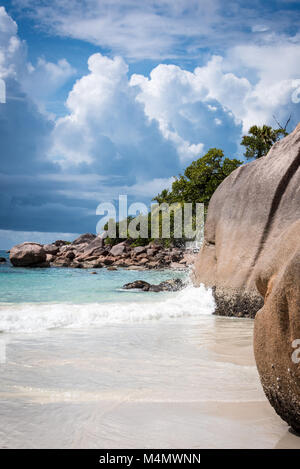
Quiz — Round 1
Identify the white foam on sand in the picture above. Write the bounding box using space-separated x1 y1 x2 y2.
0 284 215 333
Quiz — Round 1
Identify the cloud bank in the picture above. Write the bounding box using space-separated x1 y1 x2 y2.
1 3 300 245
11 0 300 60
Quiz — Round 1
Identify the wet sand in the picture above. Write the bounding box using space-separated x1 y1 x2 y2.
0 315 299 449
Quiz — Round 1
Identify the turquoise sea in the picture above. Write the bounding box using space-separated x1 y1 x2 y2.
0 250 214 333
0 250 185 304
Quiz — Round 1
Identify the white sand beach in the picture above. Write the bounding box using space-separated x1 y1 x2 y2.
1 314 299 449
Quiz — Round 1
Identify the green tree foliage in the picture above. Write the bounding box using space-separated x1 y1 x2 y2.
104 215 151 247
104 148 242 247
153 148 242 207
241 125 288 160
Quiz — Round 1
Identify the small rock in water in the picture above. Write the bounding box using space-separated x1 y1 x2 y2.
150 278 185 292
148 285 161 292
123 280 151 291
107 266 118 271
122 278 185 292
90 271 97 275
0 257 6 263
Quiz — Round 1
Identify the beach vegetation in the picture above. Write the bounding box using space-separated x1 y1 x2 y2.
153 148 242 208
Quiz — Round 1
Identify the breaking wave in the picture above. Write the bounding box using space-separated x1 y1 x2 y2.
0 284 215 333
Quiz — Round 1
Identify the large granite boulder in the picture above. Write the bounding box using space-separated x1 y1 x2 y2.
54 240 69 247
254 219 300 432
83 236 104 252
10 242 46 267
132 246 147 255
72 233 96 245
43 244 59 255
110 243 126 256
193 123 300 317
193 123 300 431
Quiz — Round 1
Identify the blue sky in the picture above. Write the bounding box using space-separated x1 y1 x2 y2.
0 0 300 248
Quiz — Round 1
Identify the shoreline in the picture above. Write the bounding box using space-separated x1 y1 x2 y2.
0 316 299 449
1 249 299 447
3 245 265 318
8 234 197 271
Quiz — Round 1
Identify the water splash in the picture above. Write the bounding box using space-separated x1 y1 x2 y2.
0 284 215 333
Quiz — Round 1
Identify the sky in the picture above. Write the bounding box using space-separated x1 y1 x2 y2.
0 0 300 248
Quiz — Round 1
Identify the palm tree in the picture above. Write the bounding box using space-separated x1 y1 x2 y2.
241 124 288 160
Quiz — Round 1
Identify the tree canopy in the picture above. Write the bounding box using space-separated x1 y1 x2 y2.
241 125 288 160
104 122 290 247
153 148 242 207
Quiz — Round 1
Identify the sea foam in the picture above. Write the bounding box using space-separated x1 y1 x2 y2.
0 284 215 333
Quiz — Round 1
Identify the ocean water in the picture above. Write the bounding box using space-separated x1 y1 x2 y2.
0 250 213 333
1 249 298 448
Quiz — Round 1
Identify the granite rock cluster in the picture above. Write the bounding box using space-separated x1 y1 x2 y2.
9 235 196 270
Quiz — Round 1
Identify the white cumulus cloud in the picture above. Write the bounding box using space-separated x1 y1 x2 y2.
0 6 75 113
131 50 300 141
24 58 76 103
0 6 25 79
50 52 181 185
